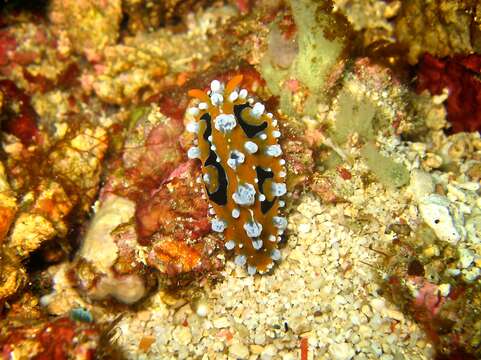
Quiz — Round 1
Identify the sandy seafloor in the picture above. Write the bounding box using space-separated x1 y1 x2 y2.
112 192 433 360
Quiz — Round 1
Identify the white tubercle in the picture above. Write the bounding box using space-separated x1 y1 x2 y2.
231 208 240 219
210 79 222 93
214 114 236 133
198 102 208 110
235 255 247 266
187 147 201 159
187 107 200 116
272 130 281 138
228 91 239 102
211 219 227 233
271 249 282 261
244 141 258 154
252 239 263 250
244 221 263 238
251 102 265 118
225 240 236 250
247 265 257 275
239 89 248 99
211 93 223 106
266 144 282 157
186 122 199 133
271 182 287 197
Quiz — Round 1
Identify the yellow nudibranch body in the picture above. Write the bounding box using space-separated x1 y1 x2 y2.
187 75 286 275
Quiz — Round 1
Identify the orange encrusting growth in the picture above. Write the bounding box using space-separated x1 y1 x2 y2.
187 75 286 275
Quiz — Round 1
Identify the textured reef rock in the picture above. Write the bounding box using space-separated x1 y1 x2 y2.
334 0 479 65
0 316 100 359
0 247 27 304
68 103 219 304
48 0 122 61
121 0 214 34
395 0 475 64
0 72 108 268
0 161 16 244
84 5 236 105
0 18 78 94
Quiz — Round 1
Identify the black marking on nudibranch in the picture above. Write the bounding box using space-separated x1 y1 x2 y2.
234 103 268 138
256 166 276 214
204 150 228 205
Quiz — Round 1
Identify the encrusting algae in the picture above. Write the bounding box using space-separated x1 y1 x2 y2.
187 75 287 275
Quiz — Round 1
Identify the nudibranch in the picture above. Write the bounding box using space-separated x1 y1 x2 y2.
186 75 287 275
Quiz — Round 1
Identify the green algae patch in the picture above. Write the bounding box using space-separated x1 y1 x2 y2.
289 0 345 95
260 0 347 116
331 88 379 144
361 143 409 188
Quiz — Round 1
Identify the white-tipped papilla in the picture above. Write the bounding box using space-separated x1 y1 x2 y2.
214 114 236 133
228 91 239 102
251 102 265 118
187 107 200 116
271 249 282 261
244 141 258 154
239 89 248 99
252 239 263 250
232 183 256 206
231 208 240 219
244 220 263 238
271 182 287 197
198 102 208 110
265 144 282 157
227 150 245 170
211 93 223 106
210 79 222 93
234 254 247 266
211 219 227 233
187 146 201 159
272 130 281 138
186 121 199 133
259 133 267 140
225 240 236 250
273 216 287 230
247 265 257 275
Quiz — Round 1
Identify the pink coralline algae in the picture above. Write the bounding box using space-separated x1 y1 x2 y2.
416 53 481 133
